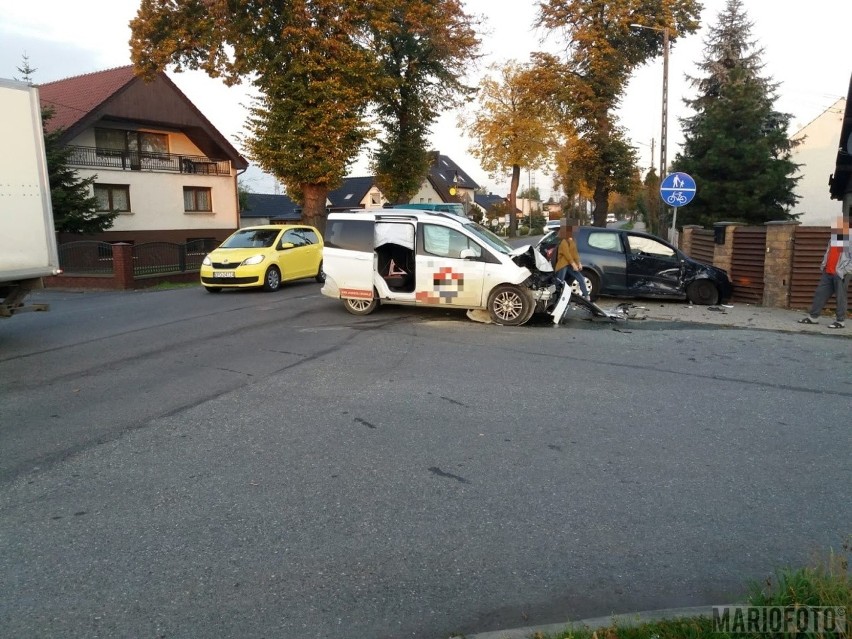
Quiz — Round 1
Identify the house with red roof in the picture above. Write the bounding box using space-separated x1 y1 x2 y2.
39 66 248 245
411 152 479 215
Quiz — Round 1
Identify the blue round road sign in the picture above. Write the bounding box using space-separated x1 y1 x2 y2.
660 172 696 208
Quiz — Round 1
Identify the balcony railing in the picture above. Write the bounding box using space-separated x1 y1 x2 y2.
66 145 232 176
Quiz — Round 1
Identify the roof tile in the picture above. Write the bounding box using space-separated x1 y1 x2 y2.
38 66 136 132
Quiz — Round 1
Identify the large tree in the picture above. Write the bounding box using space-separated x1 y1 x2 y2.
534 0 701 227
465 61 556 237
551 121 637 225
130 0 376 232
672 0 799 227
368 0 480 204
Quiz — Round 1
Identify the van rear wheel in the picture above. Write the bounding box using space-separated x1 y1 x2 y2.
343 296 378 316
488 284 534 326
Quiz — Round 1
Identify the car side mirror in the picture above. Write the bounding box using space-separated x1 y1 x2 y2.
459 248 479 260
279 242 295 250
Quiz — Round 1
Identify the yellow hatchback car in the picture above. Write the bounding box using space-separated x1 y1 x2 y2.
200 225 324 293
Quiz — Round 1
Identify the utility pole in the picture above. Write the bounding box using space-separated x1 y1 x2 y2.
631 23 671 236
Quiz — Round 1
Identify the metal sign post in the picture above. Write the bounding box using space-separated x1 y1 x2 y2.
660 172 696 245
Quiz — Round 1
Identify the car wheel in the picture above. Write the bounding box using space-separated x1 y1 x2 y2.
686 279 719 305
204 286 222 294
262 266 281 292
577 270 600 302
488 284 534 326
315 260 325 283
343 296 378 316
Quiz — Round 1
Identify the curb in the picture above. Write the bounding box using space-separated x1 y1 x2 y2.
450 605 713 639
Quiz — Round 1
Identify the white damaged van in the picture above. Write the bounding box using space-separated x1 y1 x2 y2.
320 210 556 326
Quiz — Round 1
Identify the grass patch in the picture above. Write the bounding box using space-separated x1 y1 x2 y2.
621 221 635 230
527 543 850 639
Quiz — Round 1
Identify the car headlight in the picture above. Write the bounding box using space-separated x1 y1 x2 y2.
241 254 265 266
202 255 212 266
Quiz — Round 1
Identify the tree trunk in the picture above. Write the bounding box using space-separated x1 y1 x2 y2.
592 179 609 227
301 183 329 235
508 163 520 237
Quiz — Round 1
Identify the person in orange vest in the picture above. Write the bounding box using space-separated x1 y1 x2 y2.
798 216 851 329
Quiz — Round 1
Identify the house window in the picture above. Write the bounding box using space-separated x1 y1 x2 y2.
94 184 131 212
95 128 170 170
370 192 382 206
95 128 169 155
184 187 212 212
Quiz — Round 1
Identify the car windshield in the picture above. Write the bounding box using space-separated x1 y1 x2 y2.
463 223 512 255
219 229 281 249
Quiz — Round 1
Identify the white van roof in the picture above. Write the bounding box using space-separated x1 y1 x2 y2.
327 208 471 225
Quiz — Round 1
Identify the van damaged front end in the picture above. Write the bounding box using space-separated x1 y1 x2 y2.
509 244 557 309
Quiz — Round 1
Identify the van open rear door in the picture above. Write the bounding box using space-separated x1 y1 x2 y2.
322 218 375 300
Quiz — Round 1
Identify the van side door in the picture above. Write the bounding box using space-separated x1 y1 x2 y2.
323 219 376 299
415 223 486 308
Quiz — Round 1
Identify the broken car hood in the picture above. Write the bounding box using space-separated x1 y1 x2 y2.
510 244 553 272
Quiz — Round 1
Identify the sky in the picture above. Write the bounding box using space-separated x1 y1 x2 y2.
1 0 849 199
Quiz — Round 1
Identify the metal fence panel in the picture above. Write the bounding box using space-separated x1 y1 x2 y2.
730 227 766 304
58 241 114 274
689 229 715 265
132 242 186 276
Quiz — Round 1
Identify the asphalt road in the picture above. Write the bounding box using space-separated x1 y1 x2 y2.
1 284 850 638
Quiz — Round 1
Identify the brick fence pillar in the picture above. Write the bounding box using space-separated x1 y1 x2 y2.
680 225 702 257
112 243 135 290
712 222 738 273
762 220 799 309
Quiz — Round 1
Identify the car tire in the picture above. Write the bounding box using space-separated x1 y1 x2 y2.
488 284 534 326
686 279 719 305
579 270 600 302
315 260 325 283
204 286 222 294
262 266 282 292
343 296 378 316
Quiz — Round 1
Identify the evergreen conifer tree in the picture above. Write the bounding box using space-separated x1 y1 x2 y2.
673 0 799 227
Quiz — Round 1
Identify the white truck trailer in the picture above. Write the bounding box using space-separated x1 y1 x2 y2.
0 78 61 317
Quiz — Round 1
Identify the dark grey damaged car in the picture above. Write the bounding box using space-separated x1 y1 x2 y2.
537 227 733 305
